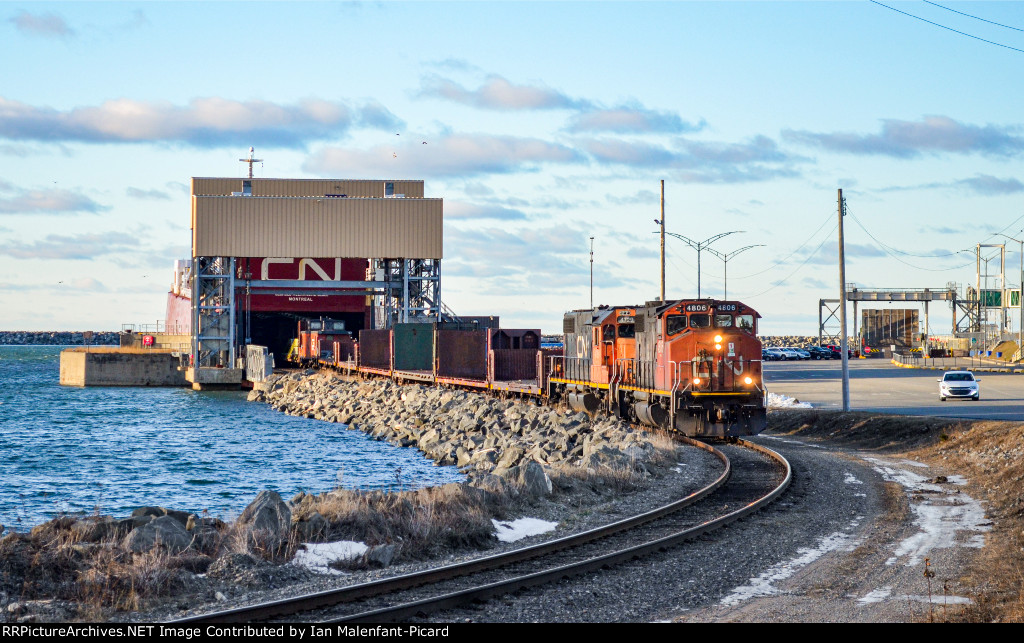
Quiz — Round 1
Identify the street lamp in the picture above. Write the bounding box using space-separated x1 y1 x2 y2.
704 244 765 300
998 232 1024 360
657 230 743 298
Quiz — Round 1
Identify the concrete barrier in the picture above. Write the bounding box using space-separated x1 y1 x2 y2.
59 348 189 387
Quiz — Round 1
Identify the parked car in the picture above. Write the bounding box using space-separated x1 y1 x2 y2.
806 346 832 360
823 344 854 359
779 347 810 360
762 347 786 361
938 371 980 401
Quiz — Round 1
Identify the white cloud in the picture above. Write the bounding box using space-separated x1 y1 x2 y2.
306 133 581 178
0 96 403 148
0 184 108 215
10 11 74 39
417 74 587 111
783 116 1024 159
0 232 138 260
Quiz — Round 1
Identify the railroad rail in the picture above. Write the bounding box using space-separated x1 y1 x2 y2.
175 438 790 623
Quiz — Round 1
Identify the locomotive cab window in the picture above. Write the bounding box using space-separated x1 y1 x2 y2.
714 314 733 328
736 315 755 332
602 325 615 342
618 323 636 338
666 314 686 336
689 314 710 328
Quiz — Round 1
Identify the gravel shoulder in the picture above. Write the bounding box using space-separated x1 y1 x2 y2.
676 437 982 622
676 409 1018 623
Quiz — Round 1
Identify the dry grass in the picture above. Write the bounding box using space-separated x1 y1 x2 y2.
293 482 504 564
549 430 681 493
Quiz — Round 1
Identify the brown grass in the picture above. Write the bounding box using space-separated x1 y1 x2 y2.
293 483 505 565
548 431 681 493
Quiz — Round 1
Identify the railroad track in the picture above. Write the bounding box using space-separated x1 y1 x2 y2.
175 438 790 623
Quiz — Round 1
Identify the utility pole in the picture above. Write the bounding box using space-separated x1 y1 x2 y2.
589 236 595 309
838 189 850 412
660 180 665 302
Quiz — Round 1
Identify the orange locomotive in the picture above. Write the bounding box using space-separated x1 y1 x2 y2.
550 299 766 438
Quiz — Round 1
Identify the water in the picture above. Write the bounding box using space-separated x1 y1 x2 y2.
0 346 463 532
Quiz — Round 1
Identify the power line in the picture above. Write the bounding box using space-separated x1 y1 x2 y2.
729 209 835 280
870 1 1024 54
739 221 839 300
846 209 976 271
923 1 1024 33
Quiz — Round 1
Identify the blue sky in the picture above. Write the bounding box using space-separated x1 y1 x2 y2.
2 1 1024 335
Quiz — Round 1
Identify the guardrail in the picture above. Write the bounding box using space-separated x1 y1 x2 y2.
892 353 1021 372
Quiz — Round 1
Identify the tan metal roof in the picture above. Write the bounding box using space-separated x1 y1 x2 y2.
192 196 443 259
191 177 425 198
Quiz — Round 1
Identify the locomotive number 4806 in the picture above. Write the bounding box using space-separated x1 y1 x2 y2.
684 304 709 312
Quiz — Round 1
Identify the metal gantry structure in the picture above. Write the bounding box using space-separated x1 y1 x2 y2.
190 257 448 376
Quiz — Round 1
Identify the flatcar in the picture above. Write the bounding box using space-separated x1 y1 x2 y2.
291 298 766 439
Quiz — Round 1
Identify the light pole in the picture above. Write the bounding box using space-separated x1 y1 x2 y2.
589 236 595 309
704 244 764 300
658 230 743 298
998 233 1024 361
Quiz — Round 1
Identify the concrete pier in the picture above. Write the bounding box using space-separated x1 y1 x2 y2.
59 348 189 387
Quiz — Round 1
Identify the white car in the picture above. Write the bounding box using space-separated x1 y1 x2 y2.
938 371 980 401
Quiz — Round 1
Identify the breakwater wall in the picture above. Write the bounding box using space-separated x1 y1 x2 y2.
0 331 120 346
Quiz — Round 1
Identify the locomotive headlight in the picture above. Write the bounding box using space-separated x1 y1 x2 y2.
714 334 723 343
715 343 722 350
744 376 753 385
693 377 701 385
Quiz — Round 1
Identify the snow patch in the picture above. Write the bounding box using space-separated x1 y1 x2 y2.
900 460 930 469
492 517 558 543
719 518 863 606
865 458 990 567
908 594 974 605
857 586 892 604
292 540 368 574
758 435 823 449
844 473 863 485
767 392 812 408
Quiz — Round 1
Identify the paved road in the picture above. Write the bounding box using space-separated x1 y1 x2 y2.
764 358 1024 420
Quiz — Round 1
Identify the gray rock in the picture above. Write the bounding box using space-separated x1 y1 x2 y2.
69 516 118 542
293 512 328 542
365 543 399 568
122 515 193 553
237 490 292 553
207 552 259 580
521 461 552 497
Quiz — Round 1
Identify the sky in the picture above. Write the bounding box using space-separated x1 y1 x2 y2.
2 1 1024 336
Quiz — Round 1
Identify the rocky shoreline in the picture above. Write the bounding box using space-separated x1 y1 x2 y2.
251 370 672 483
0 331 120 346
0 369 686 622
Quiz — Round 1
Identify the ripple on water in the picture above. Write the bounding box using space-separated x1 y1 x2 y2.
0 346 464 531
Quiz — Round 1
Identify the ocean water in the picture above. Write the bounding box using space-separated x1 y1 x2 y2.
0 346 463 532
